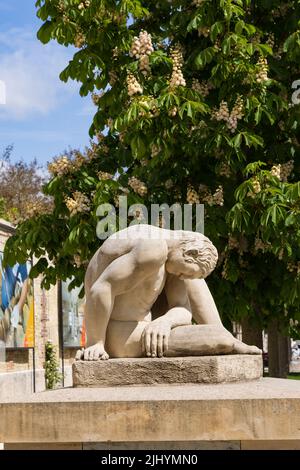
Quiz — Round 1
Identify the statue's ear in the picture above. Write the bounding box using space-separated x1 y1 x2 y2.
185 249 199 257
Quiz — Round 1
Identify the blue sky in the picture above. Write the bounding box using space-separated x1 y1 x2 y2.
0 0 95 166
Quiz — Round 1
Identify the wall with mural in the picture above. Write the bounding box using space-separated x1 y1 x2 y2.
0 252 34 349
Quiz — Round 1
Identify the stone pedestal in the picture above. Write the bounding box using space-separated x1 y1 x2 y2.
73 355 263 387
1 378 300 448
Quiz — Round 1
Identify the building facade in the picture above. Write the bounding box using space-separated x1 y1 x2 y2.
0 219 75 398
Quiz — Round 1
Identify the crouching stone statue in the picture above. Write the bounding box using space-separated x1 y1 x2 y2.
76 224 261 361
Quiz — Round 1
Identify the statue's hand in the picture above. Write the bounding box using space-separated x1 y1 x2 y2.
142 319 171 358
75 343 109 361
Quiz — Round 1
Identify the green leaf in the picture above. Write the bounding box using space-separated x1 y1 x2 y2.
235 20 245 35
286 182 300 200
187 14 203 32
130 134 146 158
232 133 242 148
256 44 273 56
30 258 49 279
210 21 224 42
195 47 216 68
37 21 54 44
285 212 296 227
244 161 266 176
261 204 286 227
241 132 264 148
234 181 250 202
254 106 262 125
283 32 299 52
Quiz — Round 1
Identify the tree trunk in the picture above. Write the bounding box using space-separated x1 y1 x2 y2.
241 318 263 349
268 319 290 378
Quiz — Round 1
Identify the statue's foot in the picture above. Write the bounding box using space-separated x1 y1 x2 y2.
75 344 109 361
232 339 262 355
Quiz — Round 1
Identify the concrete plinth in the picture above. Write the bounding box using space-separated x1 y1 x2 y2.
1 378 300 446
73 355 263 387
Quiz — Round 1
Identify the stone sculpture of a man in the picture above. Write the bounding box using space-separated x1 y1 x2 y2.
76 224 261 360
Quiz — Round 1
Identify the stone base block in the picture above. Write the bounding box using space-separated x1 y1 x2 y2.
73 355 262 387
1 378 300 443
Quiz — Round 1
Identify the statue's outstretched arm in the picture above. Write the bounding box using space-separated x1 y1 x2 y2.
184 278 223 326
141 274 192 358
160 274 193 330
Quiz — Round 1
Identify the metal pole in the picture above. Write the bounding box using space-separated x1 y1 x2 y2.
31 257 36 393
57 281 65 387
32 347 36 393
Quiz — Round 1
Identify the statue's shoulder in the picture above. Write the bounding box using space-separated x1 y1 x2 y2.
102 226 168 265
100 236 133 259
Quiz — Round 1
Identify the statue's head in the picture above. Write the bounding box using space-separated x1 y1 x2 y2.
165 233 218 280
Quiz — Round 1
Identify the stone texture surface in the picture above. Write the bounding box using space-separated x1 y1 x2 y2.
73 355 263 387
241 440 300 450
0 366 73 401
83 441 240 450
1 378 300 443
5 440 300 450
3 441 240 450
4 443 82 450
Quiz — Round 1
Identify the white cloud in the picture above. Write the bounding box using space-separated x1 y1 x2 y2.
0 79 5 104
0 27 78 119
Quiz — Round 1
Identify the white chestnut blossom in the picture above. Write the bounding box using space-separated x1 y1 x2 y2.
219 162 231 178
78 1 90 11
128 177 148 196
48 156 72 176
170 45 186 88
130 31 154 76
65 192 90 216
256 57 269 83
212 96 244 133
98 171 113 180
187 186 200 204
271 160 294 182
191 79 212 97
127 73 143 96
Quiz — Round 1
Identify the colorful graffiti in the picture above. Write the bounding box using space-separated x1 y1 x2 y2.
0 253 34 348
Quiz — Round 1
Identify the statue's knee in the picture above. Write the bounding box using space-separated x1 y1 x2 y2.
89 282 110 303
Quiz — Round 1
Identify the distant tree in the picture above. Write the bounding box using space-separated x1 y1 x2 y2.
0 197 6 219
0 146 52 224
